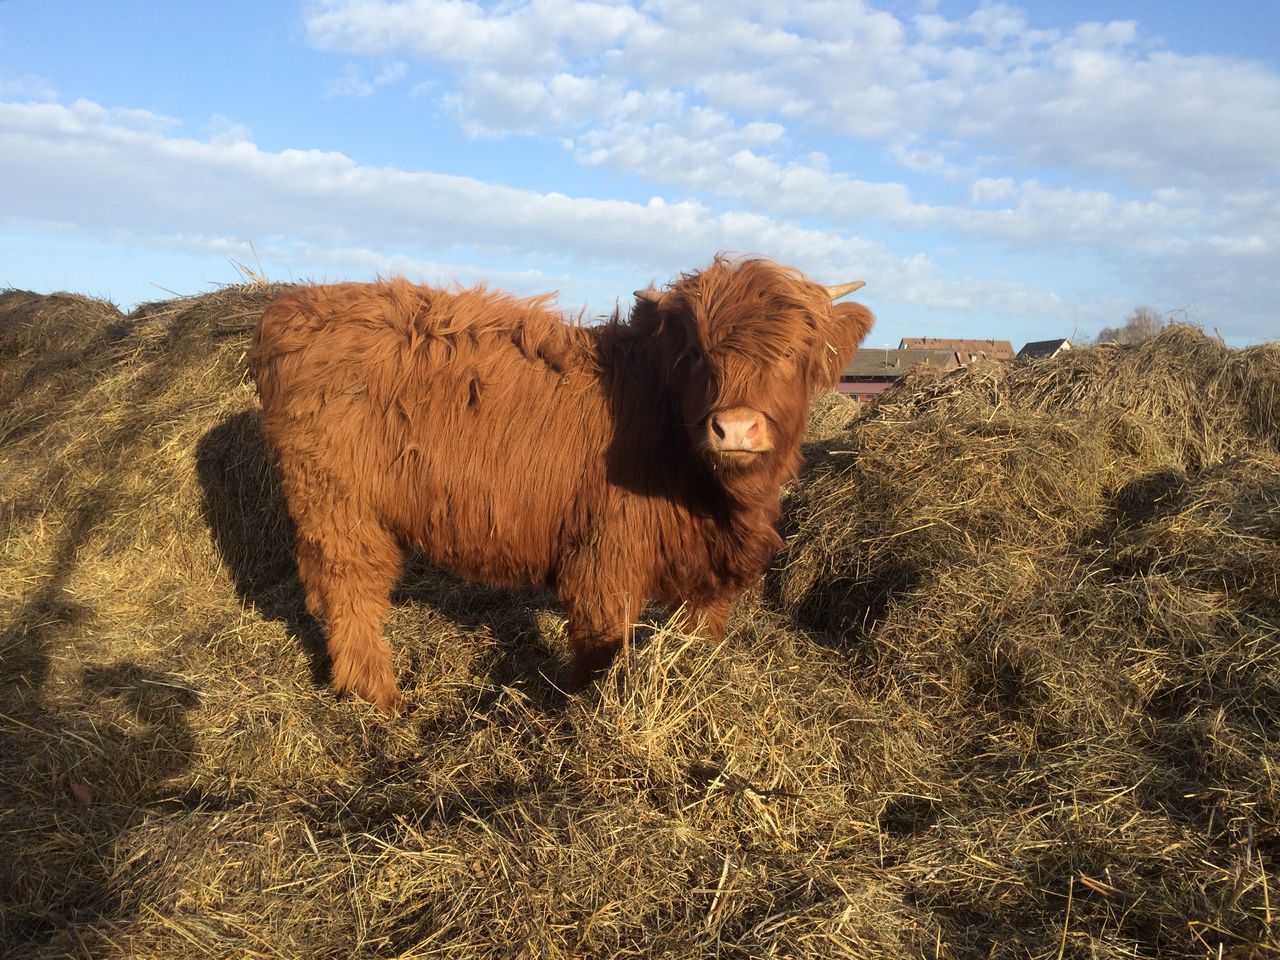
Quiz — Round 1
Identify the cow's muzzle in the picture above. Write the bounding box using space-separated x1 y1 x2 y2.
706 407 772 455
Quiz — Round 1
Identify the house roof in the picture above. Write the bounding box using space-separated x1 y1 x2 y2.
898 337 1015 360
842 348 956 379
1016 338 1072 359
836 380 894 397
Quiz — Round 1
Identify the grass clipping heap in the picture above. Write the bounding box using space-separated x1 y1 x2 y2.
1 284 1277 959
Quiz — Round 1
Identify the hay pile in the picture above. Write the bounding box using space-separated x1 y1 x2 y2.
0 287 1276 958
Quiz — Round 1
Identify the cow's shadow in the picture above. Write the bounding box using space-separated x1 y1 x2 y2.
193 411 324 680
193 411 565 708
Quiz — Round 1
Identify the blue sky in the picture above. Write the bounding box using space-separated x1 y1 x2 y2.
2 1 1277 349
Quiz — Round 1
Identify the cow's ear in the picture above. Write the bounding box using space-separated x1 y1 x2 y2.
817 301 875 390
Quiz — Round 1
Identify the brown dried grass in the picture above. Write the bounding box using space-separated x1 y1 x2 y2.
1 287 1276 959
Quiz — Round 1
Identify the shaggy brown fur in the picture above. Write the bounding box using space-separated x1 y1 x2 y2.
250 257 874 709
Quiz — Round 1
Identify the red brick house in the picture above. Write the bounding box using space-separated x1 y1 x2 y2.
838 348 958 403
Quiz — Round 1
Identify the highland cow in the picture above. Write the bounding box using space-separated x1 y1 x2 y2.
250 257 874 710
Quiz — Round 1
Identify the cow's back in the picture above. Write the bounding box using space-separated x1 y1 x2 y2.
252 280 613 588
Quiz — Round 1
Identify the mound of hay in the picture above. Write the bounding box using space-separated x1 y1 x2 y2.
1 288 1276 959
802 388 860 442
778 325 1280 955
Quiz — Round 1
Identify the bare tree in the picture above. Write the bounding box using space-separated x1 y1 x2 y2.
1095 306 1167 345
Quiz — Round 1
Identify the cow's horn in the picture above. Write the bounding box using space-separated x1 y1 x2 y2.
634 289 665 304
826 281 866 300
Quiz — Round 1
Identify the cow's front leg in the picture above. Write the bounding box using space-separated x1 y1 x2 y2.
563 599 635 691
287 485 405 713
559 564 640 691
683 595 734 641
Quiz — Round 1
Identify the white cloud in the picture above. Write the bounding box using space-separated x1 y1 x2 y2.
575 118 935 228
291 0 1279 341
3 2 1277 344
302 0 1280 189
570 113 1270 282
306 0 647 73
0 73 58 102
445 71 646 136
954 47 1280 186
204 114 254 145
326 60 409 97
1 97 1066 324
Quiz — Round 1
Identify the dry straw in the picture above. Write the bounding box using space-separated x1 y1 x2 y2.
1 284 1277 958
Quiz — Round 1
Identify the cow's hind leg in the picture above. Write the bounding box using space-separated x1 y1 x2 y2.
294 518 405 712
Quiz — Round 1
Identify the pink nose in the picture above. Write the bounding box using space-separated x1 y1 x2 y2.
709 408 767 452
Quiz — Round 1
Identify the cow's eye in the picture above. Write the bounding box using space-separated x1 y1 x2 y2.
687 347 703 364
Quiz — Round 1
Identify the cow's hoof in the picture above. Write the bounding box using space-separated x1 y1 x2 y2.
371 687 405 715
567 648 619 693
335 678 404 714
564 665 595 693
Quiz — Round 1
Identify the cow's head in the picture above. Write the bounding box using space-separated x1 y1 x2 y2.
634 257 874 485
